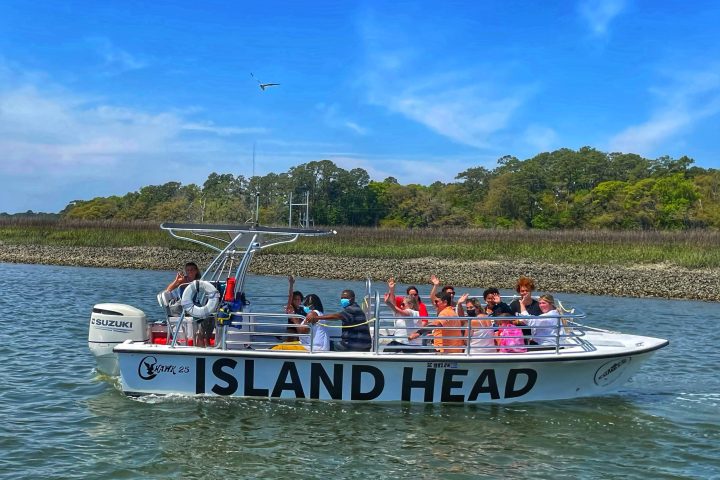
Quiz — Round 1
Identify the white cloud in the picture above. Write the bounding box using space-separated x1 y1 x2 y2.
325 151 497 186
344 121 368 135
357 20 532 150
0 86 178 173
578 0 627 36
0 83 268 176
181 122 269 136
315 103 369 135
522 125 559 152
377 84 525 149
86 37 148 75
609 68 720 154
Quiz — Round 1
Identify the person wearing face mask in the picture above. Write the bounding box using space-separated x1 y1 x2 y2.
296 294 330 351
457 293 495 353
305 289 371 352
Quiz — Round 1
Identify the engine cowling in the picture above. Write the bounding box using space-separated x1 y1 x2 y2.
89 303 148 375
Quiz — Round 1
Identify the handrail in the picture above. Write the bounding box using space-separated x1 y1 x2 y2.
163 286 588 355
373 290 381 354
371 304 586 355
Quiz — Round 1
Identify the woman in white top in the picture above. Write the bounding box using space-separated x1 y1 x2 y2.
384 277 423 350
458 293 495 353
297 294 330 351
519 294 561 346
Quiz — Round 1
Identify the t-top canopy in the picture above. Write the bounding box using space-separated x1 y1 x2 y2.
160 222 336 236
160 222 336 254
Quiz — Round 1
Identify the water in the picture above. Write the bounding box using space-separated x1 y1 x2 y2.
0 262 718 479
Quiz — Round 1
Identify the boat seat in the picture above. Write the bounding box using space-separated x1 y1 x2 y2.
157 290 182 316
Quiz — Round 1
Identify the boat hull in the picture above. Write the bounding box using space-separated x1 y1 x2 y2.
115 337 667 403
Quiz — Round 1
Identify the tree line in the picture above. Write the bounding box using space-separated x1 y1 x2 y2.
55 147 720 229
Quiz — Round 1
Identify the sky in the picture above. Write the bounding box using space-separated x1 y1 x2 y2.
1 0 719 213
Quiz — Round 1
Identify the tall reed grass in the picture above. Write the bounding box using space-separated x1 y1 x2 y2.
274 227 720 268
1 221 718 268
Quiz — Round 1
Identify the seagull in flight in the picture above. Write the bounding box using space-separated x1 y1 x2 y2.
251 72 280 91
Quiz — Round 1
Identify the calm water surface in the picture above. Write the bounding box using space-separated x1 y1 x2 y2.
0 262 718 479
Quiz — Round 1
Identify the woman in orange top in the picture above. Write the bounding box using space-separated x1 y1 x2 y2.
407 293 465 353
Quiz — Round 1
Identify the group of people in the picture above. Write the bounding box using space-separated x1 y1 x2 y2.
384 275 563 353
279 275 371 352
166 262 562 354
165 265 373 352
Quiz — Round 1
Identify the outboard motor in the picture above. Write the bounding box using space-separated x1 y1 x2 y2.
89 303 149 376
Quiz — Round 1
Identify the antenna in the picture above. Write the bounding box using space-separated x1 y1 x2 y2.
246 141 260 226
252 142 256 179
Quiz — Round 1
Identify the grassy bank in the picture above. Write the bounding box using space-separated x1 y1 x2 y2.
1 220 719 269
0 220 192 249
275 227 720 269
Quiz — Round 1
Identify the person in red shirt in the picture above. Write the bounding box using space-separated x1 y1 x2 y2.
405 285 429 325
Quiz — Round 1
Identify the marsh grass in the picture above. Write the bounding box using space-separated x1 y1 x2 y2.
274 227 720 268
1 220 718 268
0 219 195 250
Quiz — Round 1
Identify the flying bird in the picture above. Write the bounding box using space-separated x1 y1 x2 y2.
251 72 280 91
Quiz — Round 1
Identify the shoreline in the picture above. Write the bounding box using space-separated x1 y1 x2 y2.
1 244 717 301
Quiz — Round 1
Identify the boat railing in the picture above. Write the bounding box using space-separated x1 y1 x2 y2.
217 312 314 350
160 286 589 355
369 292 589 355
373 317 588 355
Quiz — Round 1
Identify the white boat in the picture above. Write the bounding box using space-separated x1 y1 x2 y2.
89 223 669 404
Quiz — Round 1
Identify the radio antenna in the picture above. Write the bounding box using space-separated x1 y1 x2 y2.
252 142 256 179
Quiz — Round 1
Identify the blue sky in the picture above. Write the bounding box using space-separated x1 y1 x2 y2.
1 0 719 213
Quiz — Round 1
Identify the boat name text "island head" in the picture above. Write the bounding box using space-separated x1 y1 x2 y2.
185 358 538 402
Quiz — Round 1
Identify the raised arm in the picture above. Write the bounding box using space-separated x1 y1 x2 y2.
429 274 441 304
285 275 296 313
456 293 468 316
166 271 185 292
384 277 409 316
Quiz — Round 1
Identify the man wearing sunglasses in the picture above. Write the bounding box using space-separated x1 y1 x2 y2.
408 292 464 353
429 274 459 314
